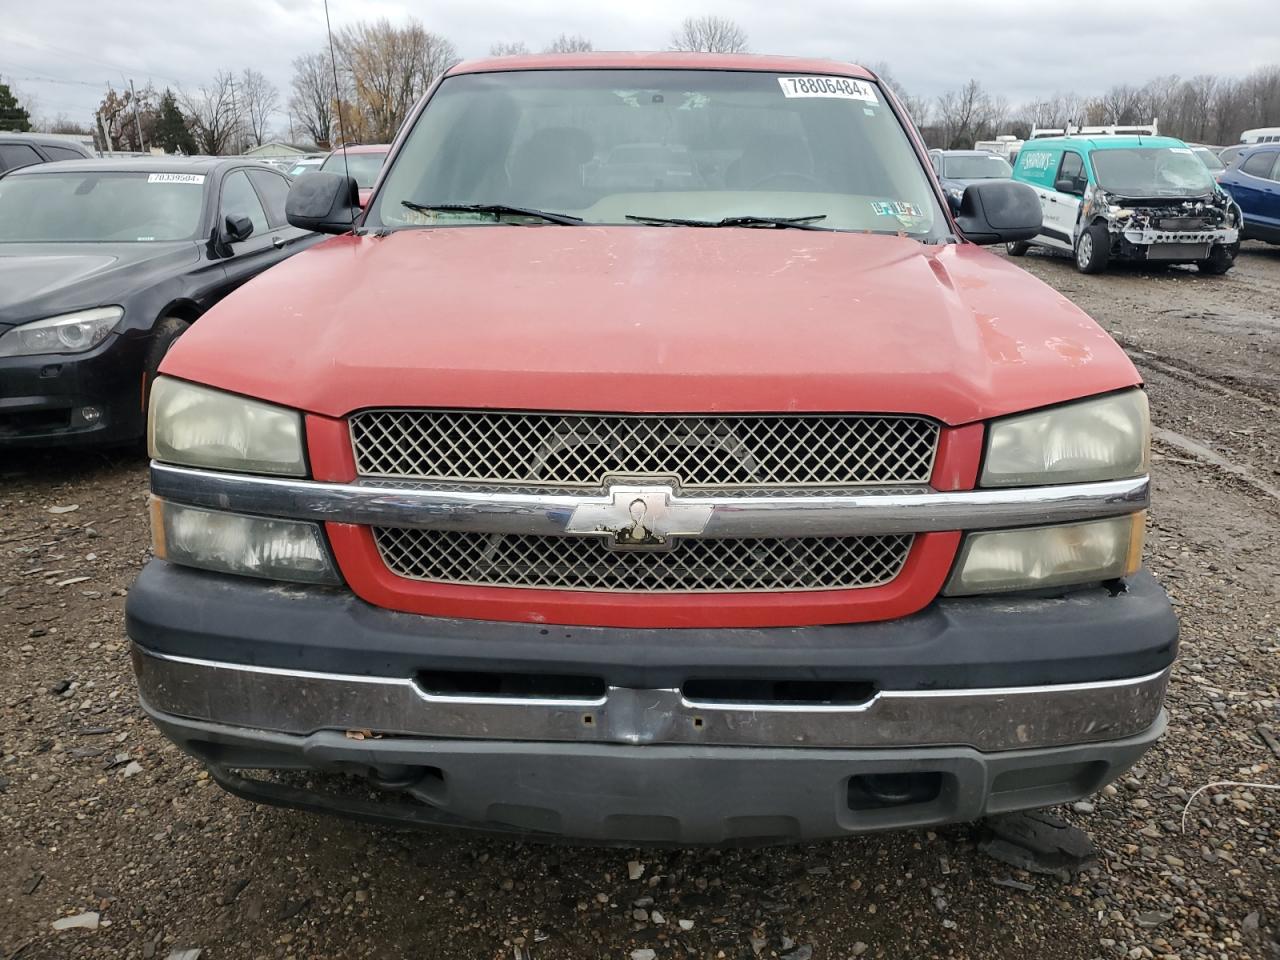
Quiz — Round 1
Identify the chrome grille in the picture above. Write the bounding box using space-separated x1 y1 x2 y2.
373 528 913 592
350 411 938 489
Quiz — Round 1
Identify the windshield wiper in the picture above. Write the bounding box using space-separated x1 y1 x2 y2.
401 201 583 225
625 214 829 230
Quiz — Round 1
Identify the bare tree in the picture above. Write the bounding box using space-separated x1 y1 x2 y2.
489 41 529 57
544 33 593 54
179 71 239 155
338 18 459 143
289 52 335 147
669 15 748 53
863 60 930 128
239 68 279 146
935 79 994 148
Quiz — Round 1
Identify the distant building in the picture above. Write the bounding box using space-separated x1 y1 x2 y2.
243 142 312 158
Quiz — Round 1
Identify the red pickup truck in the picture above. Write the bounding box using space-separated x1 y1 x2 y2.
127 53 1175 844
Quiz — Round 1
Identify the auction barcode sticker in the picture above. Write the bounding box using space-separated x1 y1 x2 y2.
147 173 205 184
778 76 878 102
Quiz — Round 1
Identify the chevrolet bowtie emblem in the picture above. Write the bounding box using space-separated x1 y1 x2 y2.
566 485 714 551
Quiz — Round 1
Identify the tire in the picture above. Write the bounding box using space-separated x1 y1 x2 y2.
142 316 191 408
1074 223 1109 274
1006 240 1030 257
1197 244 1236 275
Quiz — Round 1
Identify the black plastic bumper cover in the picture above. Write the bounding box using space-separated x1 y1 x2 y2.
125 561 1178 691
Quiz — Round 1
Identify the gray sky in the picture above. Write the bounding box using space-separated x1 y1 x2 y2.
6 0 1279 132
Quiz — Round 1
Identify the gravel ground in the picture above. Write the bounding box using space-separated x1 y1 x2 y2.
2 243 1278 960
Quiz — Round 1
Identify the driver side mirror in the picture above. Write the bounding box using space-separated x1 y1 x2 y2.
286 171 361 234
953 180 1042 245
224 214 254 243
1055 177 1085 196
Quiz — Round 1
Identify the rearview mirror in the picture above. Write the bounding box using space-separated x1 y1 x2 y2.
224 214 254 243
285 172 361 234
953 180 1042 245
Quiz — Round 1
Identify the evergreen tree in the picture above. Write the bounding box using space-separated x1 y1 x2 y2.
0 82 33 132
153 89 197 155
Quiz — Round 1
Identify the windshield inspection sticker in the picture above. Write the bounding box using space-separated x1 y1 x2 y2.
147 173 205 184
778 76 879 102
871 200 923 218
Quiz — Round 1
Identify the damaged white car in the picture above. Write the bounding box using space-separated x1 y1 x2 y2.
1008 135 1241 275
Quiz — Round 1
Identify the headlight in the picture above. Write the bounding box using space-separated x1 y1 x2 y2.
0 306 123 358
945 514 1145 596
152 499 340 585
982 390 1149 487
148 377 306 476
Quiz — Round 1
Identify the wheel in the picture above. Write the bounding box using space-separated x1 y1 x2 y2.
142 316 191 409
1074 223 1109 274
1006 240 1030 257
1197 244 1236 275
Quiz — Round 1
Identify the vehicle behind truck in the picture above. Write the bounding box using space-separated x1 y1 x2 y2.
127 53 1176 846
1009 134 1242 274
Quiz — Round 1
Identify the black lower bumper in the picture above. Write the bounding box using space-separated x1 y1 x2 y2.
0 333 148 446
126 561 1178 690
126 562 1177 843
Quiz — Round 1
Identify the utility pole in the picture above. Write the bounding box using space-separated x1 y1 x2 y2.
128 79 146 153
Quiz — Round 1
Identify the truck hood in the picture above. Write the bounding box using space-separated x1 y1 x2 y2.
164 227 1139 425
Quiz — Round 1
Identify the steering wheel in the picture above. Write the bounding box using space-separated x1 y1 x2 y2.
747 172 826 190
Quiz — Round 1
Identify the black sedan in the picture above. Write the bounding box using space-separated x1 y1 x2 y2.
928 149 1014 213
0 157 320 447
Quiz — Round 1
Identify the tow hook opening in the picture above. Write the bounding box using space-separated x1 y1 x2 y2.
683 678 877 706
847 772 944 811
416 670 606 701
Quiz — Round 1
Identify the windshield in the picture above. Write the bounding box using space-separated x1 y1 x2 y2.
321 151 387 188
0 170 204 242
1089 147 1217 197
1192 147 1225 173
370 69 945 237
941 154 1011 179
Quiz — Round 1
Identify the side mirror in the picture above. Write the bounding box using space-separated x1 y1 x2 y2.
224 214 254 243
953 180 1042 245
1054 177 1075 193
285 171 360 234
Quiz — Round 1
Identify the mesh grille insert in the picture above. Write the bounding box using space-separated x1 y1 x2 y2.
351 411 938 489
373 528 913 593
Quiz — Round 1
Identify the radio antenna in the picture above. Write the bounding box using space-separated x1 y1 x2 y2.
323 0 356 228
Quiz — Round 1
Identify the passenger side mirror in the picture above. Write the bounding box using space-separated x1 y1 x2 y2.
224 214 254 243
953 180 1042 245
285 171 360 234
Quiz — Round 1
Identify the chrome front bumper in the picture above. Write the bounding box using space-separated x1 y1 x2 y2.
132 644 1170 754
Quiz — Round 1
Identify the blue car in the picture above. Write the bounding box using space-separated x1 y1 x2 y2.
1218 144 1280 243
928 149 1013 212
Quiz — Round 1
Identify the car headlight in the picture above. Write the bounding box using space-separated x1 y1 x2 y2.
982 390 1149 487
0 306 123 358
945 513 1145 596
148 376 306 476
152 499 340 584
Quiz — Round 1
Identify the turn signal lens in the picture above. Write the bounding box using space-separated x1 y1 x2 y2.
945 513 1145 596
152 499 339 585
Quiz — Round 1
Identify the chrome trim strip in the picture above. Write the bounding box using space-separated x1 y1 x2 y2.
149 462 1150 539
132 645 1170 752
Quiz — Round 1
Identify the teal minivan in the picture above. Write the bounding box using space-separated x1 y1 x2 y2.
1009 135 1241 274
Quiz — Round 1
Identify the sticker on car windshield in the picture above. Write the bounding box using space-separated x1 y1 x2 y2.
778 77 879 102
147 173 205 184
871 200 923 218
